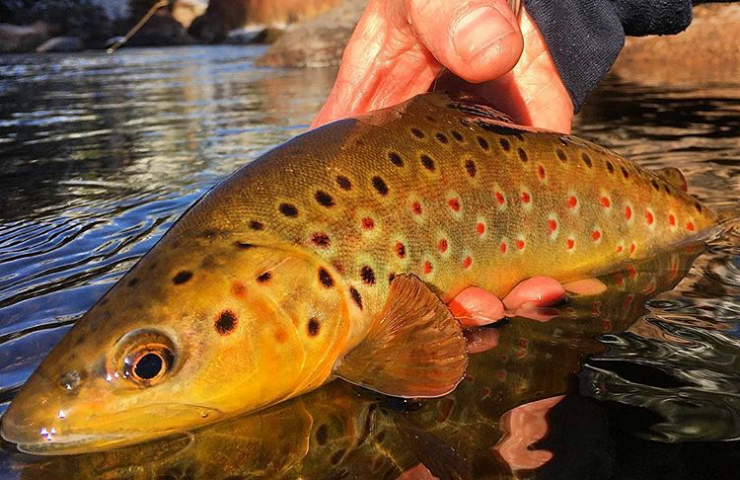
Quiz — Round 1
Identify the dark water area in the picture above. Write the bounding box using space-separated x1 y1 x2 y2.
0 46 739 479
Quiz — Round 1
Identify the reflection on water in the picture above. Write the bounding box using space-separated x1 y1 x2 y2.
0 47 739 479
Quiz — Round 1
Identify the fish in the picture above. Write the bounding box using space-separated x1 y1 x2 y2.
7 246 704 478
0 92 721 455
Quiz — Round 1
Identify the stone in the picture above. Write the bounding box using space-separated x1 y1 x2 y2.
0 21 54 53
36 36 84 53
256 0 367 67
612 4 740 85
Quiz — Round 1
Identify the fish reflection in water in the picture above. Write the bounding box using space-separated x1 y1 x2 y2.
6 243 728 480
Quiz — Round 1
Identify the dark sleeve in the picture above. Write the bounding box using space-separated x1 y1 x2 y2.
522 0 712 112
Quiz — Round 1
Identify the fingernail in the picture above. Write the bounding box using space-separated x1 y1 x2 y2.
454 6 513 61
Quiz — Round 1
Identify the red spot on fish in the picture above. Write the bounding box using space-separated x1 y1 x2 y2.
627 265 637 279
625 206 632 220
438 238 448 253
521 191 531 203
687 221 695 231
623 294 634 309
411 201 422 215
567 238 575 250
537 165 546 179
499 241 507 254
601 197 611 208
395 242 406 258
362 217 375 230
669 214 676 226
616 245 624 253
231 282 246 298
515 239 525 250
495 191 505 205
568 196 577 209
645 211 654 225
476 222 486 236
448 198 460 212
630 243 636 254
592 230 601 241
548 219 557 232
603 319 613 331
462 256 472 269
615 272 624 286
423 261 433 275
644 282 656 294
497 370 507 381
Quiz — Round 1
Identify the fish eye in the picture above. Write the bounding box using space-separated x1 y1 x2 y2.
123 345 174 387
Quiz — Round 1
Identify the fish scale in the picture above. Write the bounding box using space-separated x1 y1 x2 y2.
1 92 720 455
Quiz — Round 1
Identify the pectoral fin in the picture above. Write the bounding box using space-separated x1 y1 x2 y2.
654 167 688 192
335 274 468 398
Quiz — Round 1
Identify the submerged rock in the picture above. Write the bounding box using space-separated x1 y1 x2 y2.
36 36 84 53
256 0 366 67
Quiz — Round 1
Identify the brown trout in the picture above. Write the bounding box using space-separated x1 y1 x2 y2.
10 247 703 479
1 92 720 454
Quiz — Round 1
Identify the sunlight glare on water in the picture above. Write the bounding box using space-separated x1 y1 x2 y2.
0 46 739 479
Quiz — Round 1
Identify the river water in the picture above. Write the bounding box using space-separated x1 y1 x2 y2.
0 46 738 479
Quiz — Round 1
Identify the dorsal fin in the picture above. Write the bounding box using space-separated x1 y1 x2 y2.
654 167 688 192
335 274 468 398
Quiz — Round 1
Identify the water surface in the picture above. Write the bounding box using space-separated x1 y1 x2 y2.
0 46 739 479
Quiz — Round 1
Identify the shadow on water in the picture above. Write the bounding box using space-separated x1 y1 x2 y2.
0 48 739 479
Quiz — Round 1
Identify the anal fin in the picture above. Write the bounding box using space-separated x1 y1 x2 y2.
335 274 468 399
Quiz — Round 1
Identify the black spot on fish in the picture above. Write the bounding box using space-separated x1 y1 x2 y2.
606 161 615 174
517 148 528 162
235 241 255 250
411 128 425 139
556 149 567 162
388 272 396 284
249 220 264 231
350 287 363 310
651 179 660 191
621 167 630 179
421 154 435 171
451 130 463 142
336 175 352 191
372 176 389 196
316 424 329 446
388 152 404 167
311 232 331 248
307 317 321 337
279 203 298 218
257 272 272 283
582 153 593 168
695 202 703 212
315 190 335 207
172 271 192 285
215 310 237 335
127 278 139 287
435 132 448 144
477 136 489 150
500 138 511 151
361 266 376 285
318 268 334 288
465 159 477 177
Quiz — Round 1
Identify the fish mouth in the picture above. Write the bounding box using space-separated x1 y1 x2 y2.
1 402 223 456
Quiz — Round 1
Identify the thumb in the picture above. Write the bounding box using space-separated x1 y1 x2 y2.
406 0 524 84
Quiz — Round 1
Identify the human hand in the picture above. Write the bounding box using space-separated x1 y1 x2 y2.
312 0 573 133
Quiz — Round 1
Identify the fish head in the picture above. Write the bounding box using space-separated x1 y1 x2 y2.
2 236 350 455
